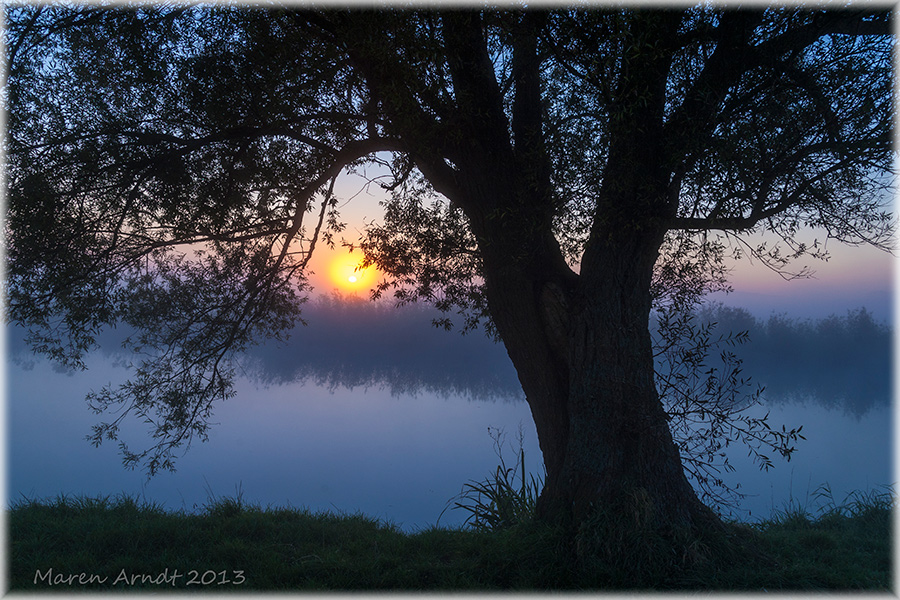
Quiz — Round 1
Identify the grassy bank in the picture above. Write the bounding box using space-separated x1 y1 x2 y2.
7 487 892 592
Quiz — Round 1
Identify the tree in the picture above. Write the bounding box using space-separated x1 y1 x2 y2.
6 5 893 565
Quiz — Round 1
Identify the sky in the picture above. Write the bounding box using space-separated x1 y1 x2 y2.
305 169 896 323
711 238 894 322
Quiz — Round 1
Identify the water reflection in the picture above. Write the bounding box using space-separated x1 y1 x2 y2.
224 297 521 400
6 356 539 531
11 299 888 415
239 300 891 416
715 400 892 520
700 305 891 418
5 301 893 529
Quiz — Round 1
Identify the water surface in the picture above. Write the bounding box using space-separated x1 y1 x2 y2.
7 303 893 530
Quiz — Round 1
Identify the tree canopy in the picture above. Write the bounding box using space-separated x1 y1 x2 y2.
6 5 893 534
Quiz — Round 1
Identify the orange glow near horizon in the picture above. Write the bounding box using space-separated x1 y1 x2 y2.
326 249 380 294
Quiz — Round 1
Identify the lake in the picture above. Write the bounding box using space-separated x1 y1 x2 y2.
6 303 893 531
9 357 532 530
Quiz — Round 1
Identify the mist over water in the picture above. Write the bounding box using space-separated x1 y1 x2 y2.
6 297 893 529
240 296 523 400
697 304 891 417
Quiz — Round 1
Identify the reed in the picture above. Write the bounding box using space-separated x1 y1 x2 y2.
442 426 543 531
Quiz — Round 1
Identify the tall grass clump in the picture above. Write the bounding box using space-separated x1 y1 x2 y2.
443 426 543 531
764 482 894 534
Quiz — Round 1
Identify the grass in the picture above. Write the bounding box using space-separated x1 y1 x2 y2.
6 483 893 592
443 425 543 531
731 484 894 590
8 493 572 591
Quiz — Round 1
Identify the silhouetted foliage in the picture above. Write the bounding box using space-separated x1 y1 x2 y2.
444 426 543 531
6 5 892 544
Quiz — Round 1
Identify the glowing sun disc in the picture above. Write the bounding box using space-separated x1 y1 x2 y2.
327 249 378 291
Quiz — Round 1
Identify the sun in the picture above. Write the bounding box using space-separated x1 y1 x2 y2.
327 249 377 292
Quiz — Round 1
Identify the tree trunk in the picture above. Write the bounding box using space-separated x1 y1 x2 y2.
486 233 713 519
561 231 716 527
450 135 722 572
478 218 722 576
387 10 723 573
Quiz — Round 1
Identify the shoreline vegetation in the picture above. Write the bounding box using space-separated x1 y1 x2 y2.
8 484 892 592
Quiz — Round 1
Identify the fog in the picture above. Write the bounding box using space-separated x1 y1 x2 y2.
240 296 522 399
6 296 892 526
9 296 890 416
696 304 891 416
242 298 891 417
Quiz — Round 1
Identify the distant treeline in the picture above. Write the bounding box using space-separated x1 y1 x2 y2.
691 304 891 416
242 295 523 400
244 297 891 415
7 296 891 414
